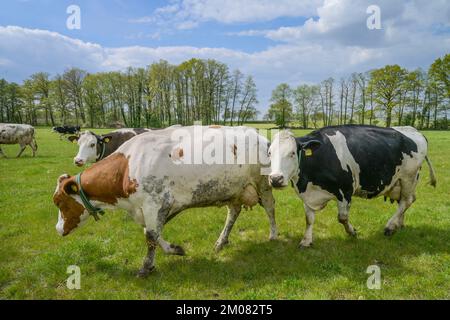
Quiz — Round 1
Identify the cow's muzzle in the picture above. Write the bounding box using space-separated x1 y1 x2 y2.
269 174 286 188
74 158 85 167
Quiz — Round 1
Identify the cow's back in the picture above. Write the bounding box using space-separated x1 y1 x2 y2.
0 124 34 144
118 125 268 212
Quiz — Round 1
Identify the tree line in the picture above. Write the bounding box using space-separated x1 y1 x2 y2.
0 58 258 128
266 54 449 129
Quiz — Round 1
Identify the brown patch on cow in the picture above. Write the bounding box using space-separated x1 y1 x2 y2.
53 177 85 235
80 153 138 205
209 125 222 129
53 153 139 235
171 147 184 161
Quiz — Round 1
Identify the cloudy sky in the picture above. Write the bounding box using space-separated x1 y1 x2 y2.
0 0 449 115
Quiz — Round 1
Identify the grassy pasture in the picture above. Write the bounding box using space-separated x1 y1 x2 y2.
0 127 449 300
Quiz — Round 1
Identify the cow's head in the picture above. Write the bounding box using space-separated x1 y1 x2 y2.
69 131 112 167
53 174 90 236
268 131 321 188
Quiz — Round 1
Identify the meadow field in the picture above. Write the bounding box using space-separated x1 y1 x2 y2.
0 127 449 300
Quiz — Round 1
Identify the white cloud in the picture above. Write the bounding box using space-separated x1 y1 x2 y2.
130 0 321 30
1 15 448 116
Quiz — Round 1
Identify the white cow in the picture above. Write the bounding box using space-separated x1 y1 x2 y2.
0 123 37 158
53 125 276 276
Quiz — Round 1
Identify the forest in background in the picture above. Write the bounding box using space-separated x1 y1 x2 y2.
0 54 448 129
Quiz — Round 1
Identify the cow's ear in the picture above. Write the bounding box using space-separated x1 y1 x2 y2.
101 135 113 144
68 136 79 143
63 179 79 195
301 140 322 154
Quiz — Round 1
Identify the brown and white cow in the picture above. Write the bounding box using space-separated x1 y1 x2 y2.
53 125 276 277
68 128 150 167
0 123 37 158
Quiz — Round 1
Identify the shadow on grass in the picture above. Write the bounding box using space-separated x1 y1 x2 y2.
94 225 450 289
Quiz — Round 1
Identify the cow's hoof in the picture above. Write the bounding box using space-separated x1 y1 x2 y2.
269 233 278 241
214 240 229 253
349 229 358 237
173 245 186 256
137 266 155 278
298 241 313 250
384 227 396 237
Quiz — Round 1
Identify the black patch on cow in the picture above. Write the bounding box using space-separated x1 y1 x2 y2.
295 125 418 203
94 131 136 161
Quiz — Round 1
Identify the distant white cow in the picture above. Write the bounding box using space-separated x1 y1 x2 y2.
0 123 37 158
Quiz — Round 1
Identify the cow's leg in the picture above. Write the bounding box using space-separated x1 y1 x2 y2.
157 237 185 256
260 190 277 241
0 146 6 158
16 144 26 158
215 204 241 252
137 230 158 278
384 180 416 236
299 204 315 248
30 139 37 157
138 202 166 278
337 199 357 237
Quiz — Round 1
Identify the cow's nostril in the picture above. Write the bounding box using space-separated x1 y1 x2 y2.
269 174 284 187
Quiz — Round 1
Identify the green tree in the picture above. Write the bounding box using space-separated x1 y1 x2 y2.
267 83 293 128
369 65 407 127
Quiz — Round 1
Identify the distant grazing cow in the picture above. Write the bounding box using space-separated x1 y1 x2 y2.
0 123 37 158
53 126 80 138
68 128 150 166
268 125 436 248
53 125 276 277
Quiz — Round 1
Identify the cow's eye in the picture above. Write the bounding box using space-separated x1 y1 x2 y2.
291 152 296 157
268 151 271 157
90 143 95 148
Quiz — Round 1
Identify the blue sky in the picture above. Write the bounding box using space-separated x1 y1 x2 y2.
0 0 449 114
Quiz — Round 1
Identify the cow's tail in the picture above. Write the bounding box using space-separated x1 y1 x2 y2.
425 155 437 187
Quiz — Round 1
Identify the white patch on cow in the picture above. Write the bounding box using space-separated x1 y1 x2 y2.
326 131 361 192
299 182 335 211
56 211 65 236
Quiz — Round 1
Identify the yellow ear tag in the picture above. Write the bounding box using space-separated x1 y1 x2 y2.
305 149 313 157
71 184 79 192
104 138 110 143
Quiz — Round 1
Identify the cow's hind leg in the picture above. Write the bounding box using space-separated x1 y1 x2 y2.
299 204 316 248
384 179 417 236
16 144 26 158
0 146 6 158
260 189 277 241
215 204 241 252
338 199 357 237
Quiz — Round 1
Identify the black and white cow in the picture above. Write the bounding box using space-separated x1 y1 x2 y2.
268 125 437 248
0 123 37 158
53 126 81 138
68 128 150 167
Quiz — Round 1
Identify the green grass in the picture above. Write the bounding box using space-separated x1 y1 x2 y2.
0 127 449 300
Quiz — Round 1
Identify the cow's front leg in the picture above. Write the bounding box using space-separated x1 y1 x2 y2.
299 204 315 248
215 204 241 252
0 146 6 158
158 237 185 256
137 230 158 278
337 200 357 237
260 190 278 241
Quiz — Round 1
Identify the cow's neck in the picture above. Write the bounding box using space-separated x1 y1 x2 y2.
78 153 138 206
